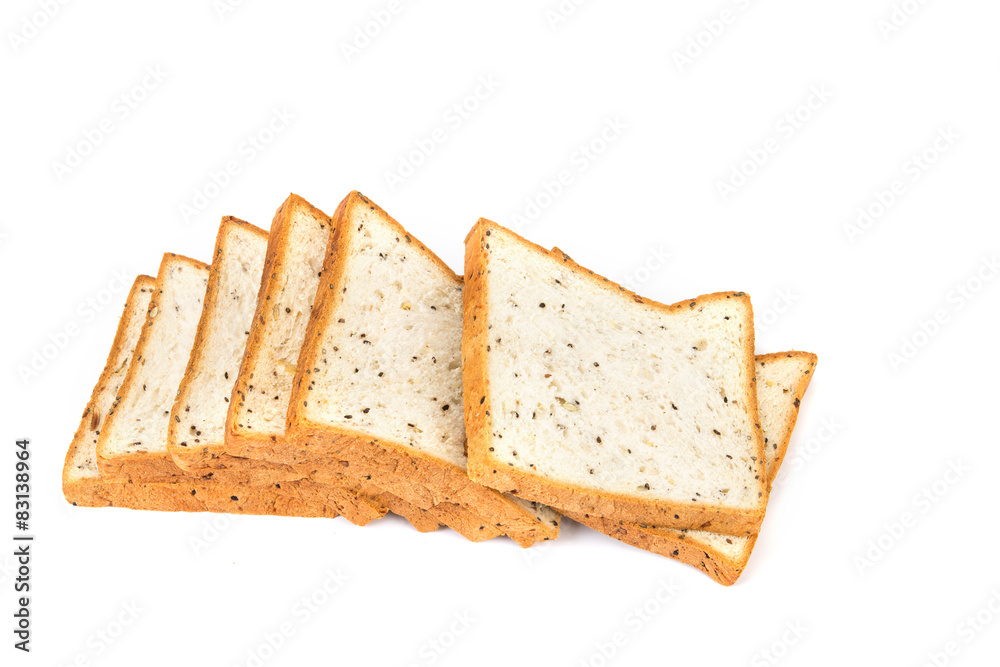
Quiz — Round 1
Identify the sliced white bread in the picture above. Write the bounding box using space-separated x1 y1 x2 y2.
168 217 277 475
219 195 452 532
96 253 211 482
463 220 766 536
90 252 383 524
225 195 339 462
63 275 155 506
566 352 817 585
757 352 817 487
284 191 559 545
61 272 349 517
165 215 390 525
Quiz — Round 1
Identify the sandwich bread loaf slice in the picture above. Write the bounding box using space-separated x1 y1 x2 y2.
220 195 444 531
96 253 210 483
163 217 385 525
463 219 766 536
284 191 559 545
63 275 155 506
566 352 817 585
59 272 348 517
167 217 284 478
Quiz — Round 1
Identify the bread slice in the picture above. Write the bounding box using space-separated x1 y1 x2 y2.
167 217 280 477
63 275 156 506
215 195 452 532
166 216 393 524
565 352 817 585
284 191 559 545
58 272 348 517
756 351 818 485
463 219 766 536
224 195 334 461
89 252 383 524
96 253 212 482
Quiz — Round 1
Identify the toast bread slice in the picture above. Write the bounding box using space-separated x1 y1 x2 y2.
59 273 351 517
463 219 766 536
96 253 212 482
89 253 382 524
566 352 817 585
284 191 559 545
216 196 449 531
63 275 155 506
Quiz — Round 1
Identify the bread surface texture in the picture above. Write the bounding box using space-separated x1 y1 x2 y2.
76 251 385 524
463 219 765 536
567 351 817 584
286 191 558 545
226 195 334 456
96 253 210 482
63 276 155 506
214 195 490 536
169 217 269 472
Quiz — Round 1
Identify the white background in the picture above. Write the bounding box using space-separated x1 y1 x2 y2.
2 1 999 665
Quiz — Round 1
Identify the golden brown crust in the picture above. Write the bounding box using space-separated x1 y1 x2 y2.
565 351 818 584
225 194 333 455
756 351 818 489
84 251 386 526
564 510 754 586
169 217 269 472
462 218 766 536
215 195 442 533
96 253 209 480
63 275 156 507
285 192 557 545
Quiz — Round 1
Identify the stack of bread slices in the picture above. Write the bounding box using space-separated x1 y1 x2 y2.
63 192 816 585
